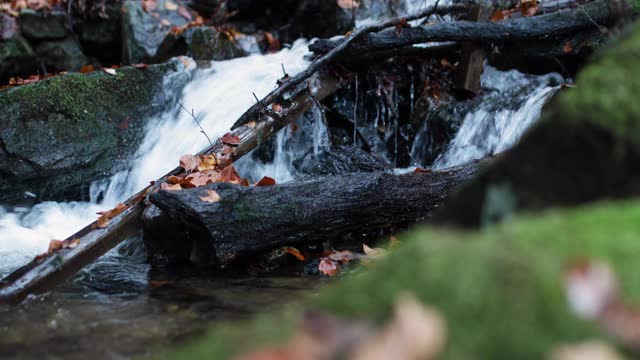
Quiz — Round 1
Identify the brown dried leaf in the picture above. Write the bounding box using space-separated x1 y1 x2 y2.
563 41 574 54
179 154 199 172
197 154 220 171
79 64 95 73
48 239 63 252
93 203 128 229
282 246 305 261
363 244 386 258
117 117 130 130
328 250 355 263
414 167 432 173
161 183 182 191
520 0 538 17
164 0 177 10
221 132 241 146
200 189 221 203
187 170 221 187
254 176 276 187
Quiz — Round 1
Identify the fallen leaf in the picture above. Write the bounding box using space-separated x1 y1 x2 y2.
164 0 177 10
48 239 63 252
414 167 432 173
220 165 246 185
187 170 222 187
79 64 95 73
62 238 80 249
200 189 221 203
264 32 280 53
337 0 359 9
563 41 574 54
319 258 339 276
352 293 447 360
490 9 515 22
133 63 149 69
328 250 355 263
160 18 171 27
117 117 130 130
520 0 538 17
179 154 199 172
363 244 386 258
221 132 241 146
254 176 276 186
161 183 182 191
245 121 257 129
197 154 220 171
271 103 283 112
103 68 117 75
282 246 305 261
149 279 170 288
440 58 455 69
93 203 128 229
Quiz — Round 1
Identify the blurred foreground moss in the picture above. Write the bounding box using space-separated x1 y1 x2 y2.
163 199 640 359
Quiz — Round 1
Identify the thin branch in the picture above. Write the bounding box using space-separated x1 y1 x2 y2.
177 101 214 148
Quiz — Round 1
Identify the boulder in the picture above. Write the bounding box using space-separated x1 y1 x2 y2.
288 0 354 41
0 35 41 84
18 9 67 40
34 37 89 73
0 59 191 205
154 26 246 63
121 0 190 64
74 3 122 64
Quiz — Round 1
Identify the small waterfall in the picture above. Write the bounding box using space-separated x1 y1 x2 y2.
0 41 311 277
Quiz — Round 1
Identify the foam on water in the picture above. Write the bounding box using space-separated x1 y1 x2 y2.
0 40 311 277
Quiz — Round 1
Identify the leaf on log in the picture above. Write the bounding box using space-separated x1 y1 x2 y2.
337 0 359 9
254 176 276 187
179 154 199 172
282 246 305 261
161 183 182 191
93 203 128 229
520 0 538 17
200 190 221 203
328 250 355 263
79 65 95 73
221 133 242 146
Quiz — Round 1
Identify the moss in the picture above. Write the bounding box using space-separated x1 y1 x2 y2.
547 22 640 147
163 199 640 359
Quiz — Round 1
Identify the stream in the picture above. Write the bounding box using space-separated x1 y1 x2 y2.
0 4 566 358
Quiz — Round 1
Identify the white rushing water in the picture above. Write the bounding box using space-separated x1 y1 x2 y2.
0 40 311 277
432 65 564 169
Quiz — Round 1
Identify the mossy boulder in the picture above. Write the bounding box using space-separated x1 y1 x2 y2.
154 26 246 63
436 22 640 226
164 199 640 359
0 59 190 205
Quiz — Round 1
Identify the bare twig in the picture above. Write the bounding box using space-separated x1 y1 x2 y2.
176 101 214 148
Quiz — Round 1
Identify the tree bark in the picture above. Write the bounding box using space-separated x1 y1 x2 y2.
0 71 343 304
150 160 483 266
309 0 615 57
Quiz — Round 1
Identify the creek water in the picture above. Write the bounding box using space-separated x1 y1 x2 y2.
0 2 566 358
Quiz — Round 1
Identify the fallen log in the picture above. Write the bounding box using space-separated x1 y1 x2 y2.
0 71 343 304
308 0 617 57
150 160 483 266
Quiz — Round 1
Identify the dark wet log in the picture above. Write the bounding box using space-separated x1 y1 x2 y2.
309 0 616 57
150 160 483 266
0 71 343 304
455 3 493 95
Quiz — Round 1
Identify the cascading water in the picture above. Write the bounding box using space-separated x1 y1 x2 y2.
430 65 564 169
0 40 311 278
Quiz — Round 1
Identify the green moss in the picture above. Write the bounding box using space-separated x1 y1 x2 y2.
548 22 640 146
164 199 640 359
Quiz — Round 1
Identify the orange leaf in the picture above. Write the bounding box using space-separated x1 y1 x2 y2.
282 246 305 261
197 154 220 171
520 0 538 17
563 41 574 54
48 239 63 252
186 170 221 187
79 64 95 73
254 176 276 186
328 250 355 263
219 165 244 183
200 189 221 203
319 258 339 276
161 183 182 191
93 203 128 229
414 167 432 173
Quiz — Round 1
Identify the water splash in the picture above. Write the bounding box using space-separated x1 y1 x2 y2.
0 40 311 277
431 66 563 169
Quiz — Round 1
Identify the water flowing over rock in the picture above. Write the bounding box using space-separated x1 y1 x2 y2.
0 59 191 205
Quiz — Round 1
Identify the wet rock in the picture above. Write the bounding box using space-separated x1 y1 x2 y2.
18 9 67 40
289 0 354 40
154 26 246 63
0 13 18 39
293 145 389 176
74 4 122 64
34 37 88 73
0 35 41 84
122 0 190 64
0 59 190 204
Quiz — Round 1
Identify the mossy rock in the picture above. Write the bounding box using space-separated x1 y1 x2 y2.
164 199 640 359
436 21 640 227
0 59 190 204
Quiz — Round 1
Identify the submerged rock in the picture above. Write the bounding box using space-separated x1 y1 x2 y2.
0 59 191 204
154 26 246 63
